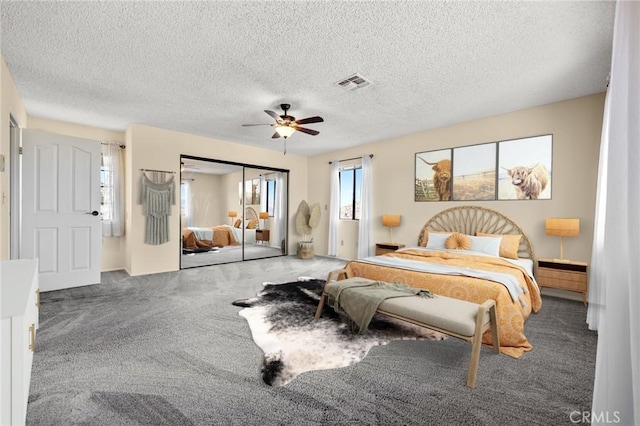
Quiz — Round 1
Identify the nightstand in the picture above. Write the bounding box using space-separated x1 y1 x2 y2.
537 259 588 305
375 242 405 256
256 229 270 245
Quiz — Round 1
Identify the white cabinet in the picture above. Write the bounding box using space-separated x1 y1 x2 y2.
1 259 39 426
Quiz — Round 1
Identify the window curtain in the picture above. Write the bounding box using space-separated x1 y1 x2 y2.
101 143 124 237
357 155 373 258
272 172 286 252
328 161 340 256
589 2 639 424
260 175 267 213
182 179 193 227
587 87 610 331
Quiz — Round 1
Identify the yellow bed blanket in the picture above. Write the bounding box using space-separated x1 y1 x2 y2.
344 249 542 358
182 225 240 249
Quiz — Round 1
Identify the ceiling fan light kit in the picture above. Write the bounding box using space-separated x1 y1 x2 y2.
275 125 295 138
242 103 324 154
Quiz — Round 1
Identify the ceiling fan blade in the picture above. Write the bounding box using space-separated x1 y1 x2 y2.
242 123 273 127
264 110 281 121
295 116 324 125
271 132 281 139
294 126 319 136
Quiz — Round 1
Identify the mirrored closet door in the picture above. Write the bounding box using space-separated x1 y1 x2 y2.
179 155 288 268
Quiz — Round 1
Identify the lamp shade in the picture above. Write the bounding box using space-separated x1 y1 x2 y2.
259 212 269 220
382 214 401 228
275 125 295 138
228 210 238 218
545 218 579 237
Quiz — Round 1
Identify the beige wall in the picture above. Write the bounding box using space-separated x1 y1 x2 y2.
308 93 605 265
0 56 27 260
125 124 306 276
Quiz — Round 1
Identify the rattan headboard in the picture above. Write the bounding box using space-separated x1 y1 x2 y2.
417 205 535 260
244 206 258 221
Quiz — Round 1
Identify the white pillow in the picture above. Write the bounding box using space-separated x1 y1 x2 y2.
468 235 502 257
425 232 452 250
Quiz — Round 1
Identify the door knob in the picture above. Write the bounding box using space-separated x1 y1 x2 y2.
87 211 99 216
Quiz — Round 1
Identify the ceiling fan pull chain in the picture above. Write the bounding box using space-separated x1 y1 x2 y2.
284 139 287 155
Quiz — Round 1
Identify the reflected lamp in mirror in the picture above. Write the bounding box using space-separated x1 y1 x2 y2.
545 218 579 261
382 214 401 243
228 210 238 225
259 211 269 229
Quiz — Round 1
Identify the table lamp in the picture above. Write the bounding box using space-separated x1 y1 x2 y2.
382 214 401 243
545 218 579 262
228 210 237 225
259 211 269 229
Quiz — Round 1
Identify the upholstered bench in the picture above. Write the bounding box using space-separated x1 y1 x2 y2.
314 269 500 388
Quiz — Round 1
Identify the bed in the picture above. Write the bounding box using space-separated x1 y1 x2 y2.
182 207 258 249
344 205 542 358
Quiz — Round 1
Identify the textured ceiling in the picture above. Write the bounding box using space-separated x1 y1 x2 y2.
0 1 615 156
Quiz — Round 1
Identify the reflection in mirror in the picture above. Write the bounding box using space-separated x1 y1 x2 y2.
179 156 288 268
242 167 288 261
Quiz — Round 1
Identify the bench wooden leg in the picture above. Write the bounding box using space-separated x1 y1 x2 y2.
315 269 350 320
314 292 327 319
489 303 500 353
467 303 489 388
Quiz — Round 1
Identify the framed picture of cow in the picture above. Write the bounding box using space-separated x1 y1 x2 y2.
415 148 452 201
452 142 497 201
498 134 553 200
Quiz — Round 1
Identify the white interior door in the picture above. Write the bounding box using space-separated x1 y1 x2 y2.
21 129 102 292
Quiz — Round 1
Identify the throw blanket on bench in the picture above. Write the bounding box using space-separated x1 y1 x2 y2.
329 280 434 333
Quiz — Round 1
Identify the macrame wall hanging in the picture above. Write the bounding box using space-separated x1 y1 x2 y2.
139 169 176 245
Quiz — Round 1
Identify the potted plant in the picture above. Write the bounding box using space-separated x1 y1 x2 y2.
295 200 321 259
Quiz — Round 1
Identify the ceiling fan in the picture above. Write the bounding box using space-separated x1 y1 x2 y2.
242 103 324 153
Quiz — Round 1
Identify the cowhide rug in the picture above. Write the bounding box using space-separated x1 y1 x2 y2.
233 277 447 387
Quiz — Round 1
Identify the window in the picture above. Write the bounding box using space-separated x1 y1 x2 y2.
100 164 113 221
339 167 362 220
100 144 124 237
181 180 193 227
266 179 276 216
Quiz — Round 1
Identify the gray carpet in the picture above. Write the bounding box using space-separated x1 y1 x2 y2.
27 255 597 425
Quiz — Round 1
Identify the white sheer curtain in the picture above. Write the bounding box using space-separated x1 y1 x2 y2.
272 172 286 251
357 155 373 258
101 143 124 237
589 2 639 424
260 175 267 213
327 161 340 256
181 179 193 227
587 87 610 330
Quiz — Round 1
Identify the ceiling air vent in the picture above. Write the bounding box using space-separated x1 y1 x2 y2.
334 73 372 92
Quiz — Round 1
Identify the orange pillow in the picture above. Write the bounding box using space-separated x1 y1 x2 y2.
234 219 242 228
420 230 453 248
445 232 472 250
476 232 521 259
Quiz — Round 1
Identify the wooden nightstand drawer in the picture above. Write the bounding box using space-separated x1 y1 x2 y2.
537 268 586 284
375 243 405 256
537 258 588 304
256 229 270 243
537 271 586 292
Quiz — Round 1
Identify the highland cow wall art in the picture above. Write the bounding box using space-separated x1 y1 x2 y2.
498 135 552 200
452 143 496 201
415 134 552 202
415 149 452 201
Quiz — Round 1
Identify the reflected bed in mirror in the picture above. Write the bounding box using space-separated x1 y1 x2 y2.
179 156 289 268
